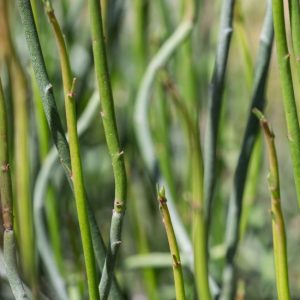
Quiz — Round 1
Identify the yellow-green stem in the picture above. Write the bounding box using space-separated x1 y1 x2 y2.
158 187 186 300
45 4 99 299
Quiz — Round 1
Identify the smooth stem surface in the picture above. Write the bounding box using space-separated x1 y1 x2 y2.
290 0 300 80
158 188 186 300
272 0 300 206
88 0 127 298
0 78 28 300
220 2 273 298
46 5 99 299
254 109 291 300
204 0 235 231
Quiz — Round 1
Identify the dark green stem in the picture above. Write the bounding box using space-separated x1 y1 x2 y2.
204 0 235 232
220 2 273 299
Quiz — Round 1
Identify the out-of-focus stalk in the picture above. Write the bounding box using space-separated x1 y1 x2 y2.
88 0 127 298
220 2 273 298
157 187 186 300
290 0 300 81
45 3 99 299
0 0 37 293
0 77 28 300
253 109 291 300
204 0 235 232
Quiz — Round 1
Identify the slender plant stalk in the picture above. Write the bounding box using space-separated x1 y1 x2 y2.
253 109 291 300
220 2 273 299
157 187 186 300
204 0 235 232
88 0 127 298
45 3 99 299
290 0 300 80
0 1 37 293
161 73 211 300
30 2 64 275
272 0 300 206
15 1 123 299
0 78 28 300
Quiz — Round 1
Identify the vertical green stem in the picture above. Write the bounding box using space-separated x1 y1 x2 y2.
45 4 99 299
272 0 300 206
254 109 291 300
0 77 28 300
290 0 300 80
157 187 186 300
88 0 127 298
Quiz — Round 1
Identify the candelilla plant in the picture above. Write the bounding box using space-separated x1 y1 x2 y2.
1 0 300 299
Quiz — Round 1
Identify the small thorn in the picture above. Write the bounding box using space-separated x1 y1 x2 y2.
284 53 290 60
100 111 105 117
172 255 181 267
44 83 53 95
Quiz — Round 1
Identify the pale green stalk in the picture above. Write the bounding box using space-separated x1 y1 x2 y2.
161 74 211 300
158 188 186 300
45 4 99 299
88 0 127 298
254 109 291 300
0 78 29 300
272 0 300 206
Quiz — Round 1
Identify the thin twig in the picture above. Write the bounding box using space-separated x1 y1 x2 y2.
253 109 291 300
0 77 29 300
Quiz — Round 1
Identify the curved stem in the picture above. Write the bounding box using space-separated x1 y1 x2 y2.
204 0 235 232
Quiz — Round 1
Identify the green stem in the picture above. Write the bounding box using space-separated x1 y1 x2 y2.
254 109 291 300
88 0 127 298
290 0 300 80
160 73 211 300
0 77 28 300
158 188 186 300
45 5 99 299
272 0 300 206
15 1 122 299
